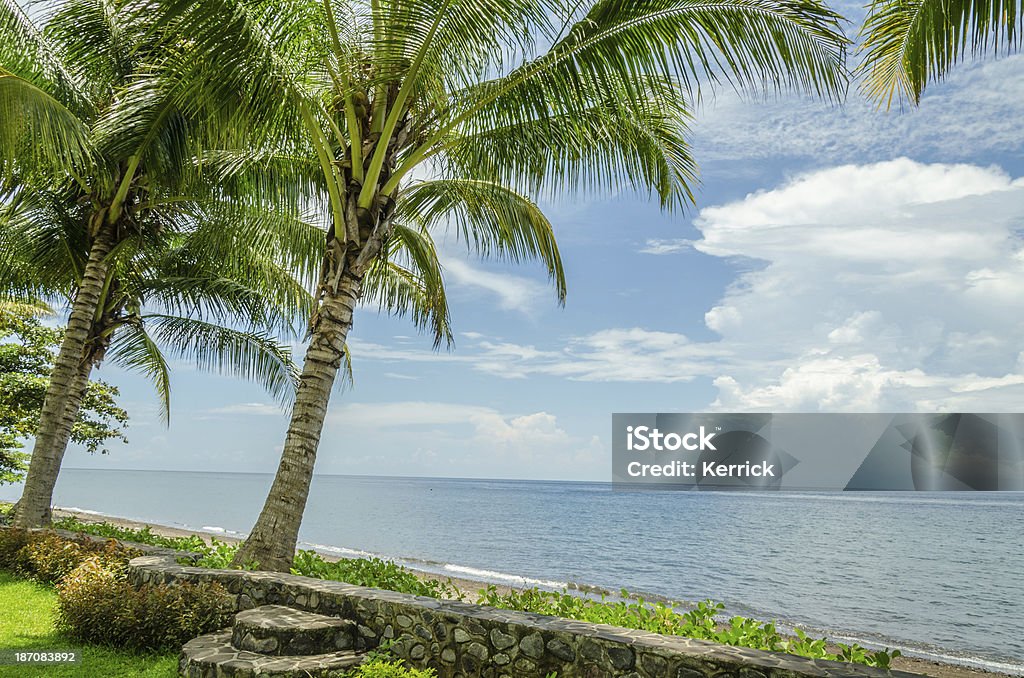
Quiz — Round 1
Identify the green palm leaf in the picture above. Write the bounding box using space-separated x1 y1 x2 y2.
362 223 452 347
858 0 1022 107
0 70 93 177
108 321 173 420
399 179 566 304
135 314 299 406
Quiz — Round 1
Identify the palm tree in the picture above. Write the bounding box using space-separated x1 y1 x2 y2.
136 0 849 571
0 0 314 527
857 0 1022 106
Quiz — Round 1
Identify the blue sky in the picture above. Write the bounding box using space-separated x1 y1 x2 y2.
62 8 1024 481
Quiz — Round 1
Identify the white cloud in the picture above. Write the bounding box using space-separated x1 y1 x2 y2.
206 402 286 416
343 161 1024 412
442 257 550 313
691 55 1024 164
639 238 693 255
695 159 1024 410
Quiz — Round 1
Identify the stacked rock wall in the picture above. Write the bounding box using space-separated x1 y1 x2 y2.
128 553 916 678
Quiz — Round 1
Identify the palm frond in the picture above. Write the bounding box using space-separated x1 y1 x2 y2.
0 69 92 178
857 0 1021 107
137 313 299 405
440 75 698 209
362 223 452 348
109 321 173 420
0 0 93 117
0 185 86 300
398 179 566 304
0 296 52 316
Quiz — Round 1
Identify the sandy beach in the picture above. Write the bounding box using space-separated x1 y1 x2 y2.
48 507 1018 678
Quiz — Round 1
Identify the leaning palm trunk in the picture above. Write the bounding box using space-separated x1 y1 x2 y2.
172 0 848 572
232 274 362 571
14 224 115 527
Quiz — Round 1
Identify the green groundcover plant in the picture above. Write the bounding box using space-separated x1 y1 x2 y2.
52 517 902 668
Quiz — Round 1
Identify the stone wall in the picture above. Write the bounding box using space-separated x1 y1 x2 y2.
128 552 918 678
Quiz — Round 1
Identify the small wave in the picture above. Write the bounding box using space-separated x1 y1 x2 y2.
734 492 1024 508
442 564 567 590
62 506 107 516
189 525 246 537
302 542 379 560
827 632 1024 676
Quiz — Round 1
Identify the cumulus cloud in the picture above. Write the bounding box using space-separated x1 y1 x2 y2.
695 159 1024 410
347 160 1024 412
322 401 603 476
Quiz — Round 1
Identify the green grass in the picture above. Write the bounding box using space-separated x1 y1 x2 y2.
0 571 178 678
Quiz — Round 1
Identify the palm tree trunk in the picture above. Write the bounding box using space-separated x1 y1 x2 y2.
13 225 115 528
231 273 362 571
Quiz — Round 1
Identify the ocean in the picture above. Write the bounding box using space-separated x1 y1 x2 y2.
3 469 1022 673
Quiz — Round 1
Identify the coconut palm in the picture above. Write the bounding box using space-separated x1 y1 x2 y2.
0 0 319 527
858 0 1022 107
132 0 849 571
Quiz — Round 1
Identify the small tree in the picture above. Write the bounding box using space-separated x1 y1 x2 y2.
0 305 127 485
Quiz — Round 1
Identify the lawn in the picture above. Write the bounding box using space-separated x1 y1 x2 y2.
0 571 178 677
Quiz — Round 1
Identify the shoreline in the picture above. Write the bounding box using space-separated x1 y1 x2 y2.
49 507 1020 678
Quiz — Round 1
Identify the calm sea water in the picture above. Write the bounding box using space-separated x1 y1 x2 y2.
3 470 1022 673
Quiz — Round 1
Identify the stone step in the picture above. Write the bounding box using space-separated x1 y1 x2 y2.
180 631 366 678
231 604 358 656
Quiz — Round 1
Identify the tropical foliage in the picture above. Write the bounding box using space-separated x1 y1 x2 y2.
0 306 127 485
858 0 1022 106
120 0 849 571
0 0 312 527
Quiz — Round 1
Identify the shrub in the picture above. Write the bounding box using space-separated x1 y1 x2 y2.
56 556 234 652
47 520 462 598
50 517 251 569
0 528 139 585
0 527 30 571
20 532 138 585
18 532 89 584
344 657 436 678
193 538 253 569
52 516 210 553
